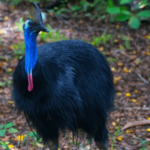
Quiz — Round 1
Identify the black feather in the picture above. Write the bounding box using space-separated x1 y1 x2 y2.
13 40 114 149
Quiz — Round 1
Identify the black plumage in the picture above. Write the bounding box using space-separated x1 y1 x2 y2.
12 2 115 150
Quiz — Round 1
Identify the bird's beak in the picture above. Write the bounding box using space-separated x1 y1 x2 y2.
40 25 49 33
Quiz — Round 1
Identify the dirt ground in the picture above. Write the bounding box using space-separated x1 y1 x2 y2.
0 2 150 150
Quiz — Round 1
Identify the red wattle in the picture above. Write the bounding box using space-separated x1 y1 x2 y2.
28 74 33 91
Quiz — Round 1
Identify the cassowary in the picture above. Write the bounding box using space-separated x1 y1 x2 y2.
12 2 115 150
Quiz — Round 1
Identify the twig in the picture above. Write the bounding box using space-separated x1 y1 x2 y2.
122 120 150 130
137 73 149 84
13 134 20 147
116 107 150 111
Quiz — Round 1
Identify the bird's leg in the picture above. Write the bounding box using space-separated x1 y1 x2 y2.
95 141 109 150
48 138 58 150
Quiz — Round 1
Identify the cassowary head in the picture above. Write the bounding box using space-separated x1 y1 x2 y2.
23 2 49 33
23 2 48 92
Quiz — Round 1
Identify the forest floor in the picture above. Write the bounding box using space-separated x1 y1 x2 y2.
0 2 150 150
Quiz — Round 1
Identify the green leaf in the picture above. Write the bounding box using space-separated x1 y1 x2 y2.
106 7 120 14
0 129 6 137
0 125 5 129
121 10 132 15
141 140 148 145
71 5 82 11
8 128 18 133
108 0 114 7
116 14 130 21
139 147 148 150
129 16 141 29
137 10 150 18
115 122 121 136
15 17 24 32
120 0 133 5
5 122 14 129
23 136 28 145
0 82 6 87
2 144 10 150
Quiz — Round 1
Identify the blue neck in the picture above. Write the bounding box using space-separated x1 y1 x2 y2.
24 29 38 75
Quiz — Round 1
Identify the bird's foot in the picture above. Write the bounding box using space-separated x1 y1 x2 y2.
95 141 109 150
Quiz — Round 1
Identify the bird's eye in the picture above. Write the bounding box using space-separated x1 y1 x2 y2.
29 22 33 27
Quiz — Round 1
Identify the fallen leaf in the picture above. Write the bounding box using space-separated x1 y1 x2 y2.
142 51 150 56
14 135 26 141
8 101 14 104
126 93 131 97
99 46 104 51
111 67 116 71
9 46 14 50
135 90 139 93
114 39 118 43
4 16 9 20
8 144 14 148
8 68 13 72
123 67 131 73
116 118 120 122
69 29 73 32
125 130 133 133
116 25 120 28
118 62 123 66
146 128 150 132
129 99 136 102
0 29 3 34
36 143 44 148
116 92 122 96
117 136 123 141
145 35 150 39
112 122 116 126
133 51 136 54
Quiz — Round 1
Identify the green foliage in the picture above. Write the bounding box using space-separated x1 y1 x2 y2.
92 30 113 46
15 17 24 32
0 122 18 137
105 0 150 29
137 10 150 19
93 0 107 15
107 57 117 63
107 7 120 14
0 81 6 87
71 1 94 12
120 0 133 5
23 131 42 147
0 141 10 150
0 122 18 150
13 41 25 59
122 35 131 49
137 137 150 150
109 122 124 150
52 8 71 15
40 24 66 42
128 16 141 29
0 80 12 87
9 0 150 29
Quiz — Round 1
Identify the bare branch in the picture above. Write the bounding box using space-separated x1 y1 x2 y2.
122 120 150 130
137 73 149 84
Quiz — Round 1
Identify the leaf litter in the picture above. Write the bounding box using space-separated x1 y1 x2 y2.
0 2 150 150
